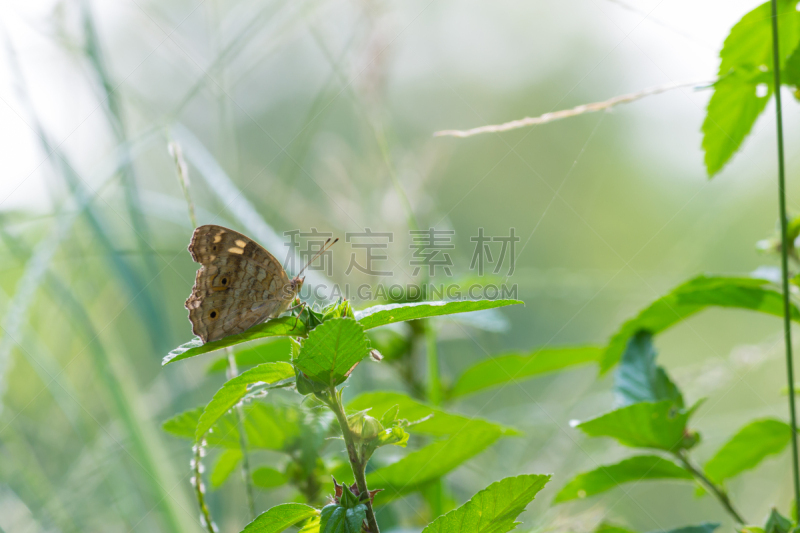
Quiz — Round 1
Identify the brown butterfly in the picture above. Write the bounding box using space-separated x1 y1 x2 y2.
185 225 336 343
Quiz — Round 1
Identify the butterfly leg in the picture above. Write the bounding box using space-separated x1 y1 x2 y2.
287 301 307 331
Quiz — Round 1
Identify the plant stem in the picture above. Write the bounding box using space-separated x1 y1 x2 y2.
425 322 441 405
326 388 381 533
770 0 800 512
193 441 216 533
675 451 745 524
227 349 256 520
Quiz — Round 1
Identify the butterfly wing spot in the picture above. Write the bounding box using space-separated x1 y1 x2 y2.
228 247 245 254
235 239 247 248
209 309 219 320
213 235 223 243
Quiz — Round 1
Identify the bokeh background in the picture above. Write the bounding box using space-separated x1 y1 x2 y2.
1 0 799 531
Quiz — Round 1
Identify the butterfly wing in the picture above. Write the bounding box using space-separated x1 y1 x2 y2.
185 225 296 343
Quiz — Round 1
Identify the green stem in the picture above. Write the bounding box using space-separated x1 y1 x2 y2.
770 0 800 511
193 441 216 533
226 349 256 520
325 389 381 533
675 451 745 524
425 322 441 405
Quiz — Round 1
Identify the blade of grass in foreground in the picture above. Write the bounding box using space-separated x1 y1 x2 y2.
4 38 168 353
4 40 189 529
81 3 162 297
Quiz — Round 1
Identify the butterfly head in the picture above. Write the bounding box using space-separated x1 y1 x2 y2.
290 275 305 295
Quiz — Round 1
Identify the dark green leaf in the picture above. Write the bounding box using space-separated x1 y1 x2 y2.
163 317 307 365
355 300 523 330
553 455 691 503
450 346 601 399
615 331 682 407
347 391 519 437
653 524 719 533
196 362 295 439
576 400 700 451
765 508 793 533
704 418 792 483
366 425 505 505
207 338 293 373
252 466 288 489
162 403 301 450
421 474 550 533
319 503 366 533
703 0 800 175
210 449 241 489
295 318 369 387
601 276 800 372
240 503 319 533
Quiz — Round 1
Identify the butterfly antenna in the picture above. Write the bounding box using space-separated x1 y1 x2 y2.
296 237 339 277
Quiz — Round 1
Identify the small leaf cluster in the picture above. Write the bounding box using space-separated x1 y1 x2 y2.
162 297 554 533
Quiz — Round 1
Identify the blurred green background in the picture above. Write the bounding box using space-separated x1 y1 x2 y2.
1 0 798 531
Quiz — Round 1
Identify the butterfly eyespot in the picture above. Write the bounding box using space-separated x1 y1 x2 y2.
209 310 219 319
221 277 228 285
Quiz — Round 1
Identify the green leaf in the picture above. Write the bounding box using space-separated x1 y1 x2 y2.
207 338 293 373
702 73 770 176
196 362 295 440
252 466 288 489
355 300 523 330
295 318 369 387
596 523 637 533
784 45 800 86
298 517 321 533
576 400 700 452
210 449 241 489
449 346 601 399
241 503 320 533
615 331 682 407
163 317 307 365
765 509 793 533
162 403 302 450
655 524 719 533
601 275 800 372
366 425 505 505
703 0 800 175
553 455 692 503
719 0 800 75
704 418 792 483
319 503 366 533
347 391 519 437
421 474 550 533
